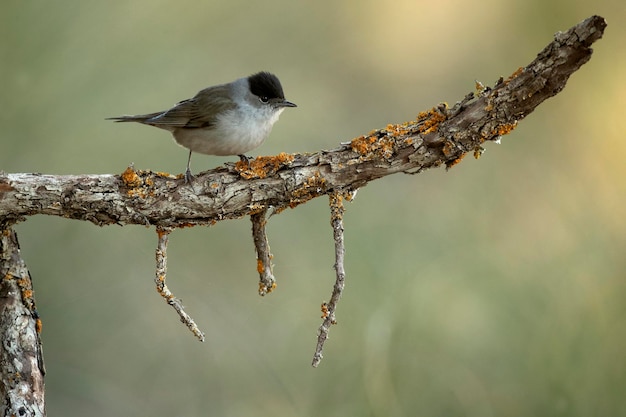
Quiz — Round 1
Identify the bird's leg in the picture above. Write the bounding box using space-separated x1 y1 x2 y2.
184 150 194 184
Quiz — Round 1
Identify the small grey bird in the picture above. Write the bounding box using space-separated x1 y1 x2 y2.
108 71 296 183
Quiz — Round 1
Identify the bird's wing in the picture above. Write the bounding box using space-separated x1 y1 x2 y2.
146 84 237 129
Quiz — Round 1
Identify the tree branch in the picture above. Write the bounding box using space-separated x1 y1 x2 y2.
0 16 606 229
251 209 277 296
0 13 607 394
154 227 205 342
0 230 45 417
312 191 351 367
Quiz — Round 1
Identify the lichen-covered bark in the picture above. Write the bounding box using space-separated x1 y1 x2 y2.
0 230 45 417
0 15 607 413
0 16 605 230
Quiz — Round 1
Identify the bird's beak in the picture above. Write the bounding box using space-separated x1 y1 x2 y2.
280 100 297 108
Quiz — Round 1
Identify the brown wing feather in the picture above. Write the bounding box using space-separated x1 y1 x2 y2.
145 84 236 129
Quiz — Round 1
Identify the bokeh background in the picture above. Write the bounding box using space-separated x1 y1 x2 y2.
2 1 625 416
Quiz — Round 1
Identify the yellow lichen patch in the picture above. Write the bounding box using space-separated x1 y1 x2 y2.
442 140 456 158
236 152 294 179
256 258 264 274
505 67 524 84
329 192 344 210
416 106 448 135
475 80 486 95
36 318 43 334
121 166 142 188
494 121 518 136
473 146 485 160
127 189 143 198
351 135 377 154
385 122 410 137
259 281 277 295
154 171 174 178
321 302 330 319
446 152 467 169
177 222 198 229
350 134 395 159
289 171 327 207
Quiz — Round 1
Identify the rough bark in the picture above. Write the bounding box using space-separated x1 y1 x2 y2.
0 230 45 417
0 16 606 230
0 15 607 415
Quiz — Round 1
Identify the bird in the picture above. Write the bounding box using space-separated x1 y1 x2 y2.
108 71 296 183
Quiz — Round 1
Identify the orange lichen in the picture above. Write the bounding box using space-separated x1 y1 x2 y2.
290 171 327 207
236 152 294 179
177 222 198 229
321 302 330 319
475 80 488 96
505 67 524 83
494 121 518 136
350 121 415 160
350 135 377 154
350 134 395 159
473 146 485 160
442 140 456 158
259 281 277 295
329 192 344 212
385 122 410 137
256 258 264 274
416 106 448 135
446 152 467 169
121 166 158 198
36 318 43 334
121 166 142 188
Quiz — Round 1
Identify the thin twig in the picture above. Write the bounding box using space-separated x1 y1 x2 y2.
155 227 205 341
312 191 348 367
251 209 276 296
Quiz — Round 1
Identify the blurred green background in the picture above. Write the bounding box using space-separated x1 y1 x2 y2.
2 1 625 416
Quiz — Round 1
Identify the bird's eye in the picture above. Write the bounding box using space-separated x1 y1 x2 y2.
259 96 269 103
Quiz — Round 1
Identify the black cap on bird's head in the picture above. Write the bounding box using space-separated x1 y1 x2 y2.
248 71 297 108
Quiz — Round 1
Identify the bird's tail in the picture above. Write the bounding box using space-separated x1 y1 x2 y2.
106 112 163 123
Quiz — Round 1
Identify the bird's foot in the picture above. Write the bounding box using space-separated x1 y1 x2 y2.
238 154 251 166
184 167 195 185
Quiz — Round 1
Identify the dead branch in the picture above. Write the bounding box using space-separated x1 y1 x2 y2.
0 16 607 230
154 227 205 341
0 230 45 417
0 14 607 403
251 209 277 296
312 191 351 367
